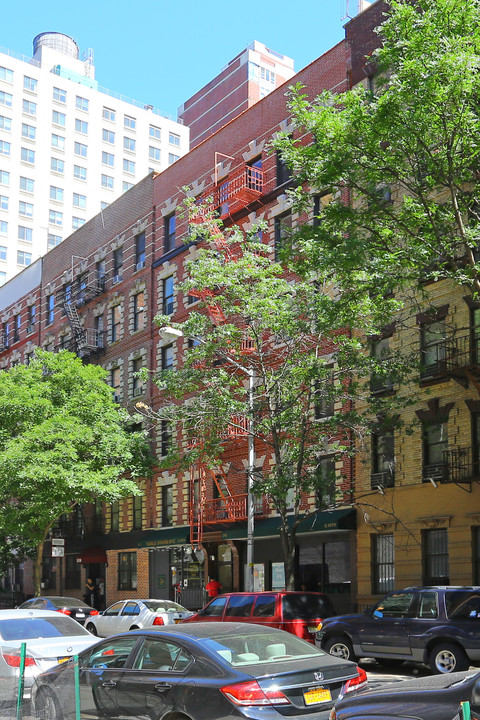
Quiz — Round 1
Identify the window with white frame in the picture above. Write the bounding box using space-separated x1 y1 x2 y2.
75 119 88 134
51 134 65 150
132 356 144 396
73 165 86 181
19 201 33 217
123 137 135 152
17 250 31 266
0 67 13 83
52 110 65 126
0 116 11 131
0 221 7 235
0 141 10 156
75 96 89 112
102 151 114 167
53 87 66 103
0 170 8 185
102 129 115 144
0 246 6 260
50 186 63 202
149 125 161 140
49 210 63 226
51 158 64 174
123 159 135 174
73 193 86 209
74 142 87 158
22 100 36 116
124 115 136 130
21 123 36 140
20 177 34 193
21 148 34 164
101 174 114 189
0 92 13 108
23 75 37 92
72 217 85 229
168 153 179 165
0 195 8 211
48 234 62 249
123 181 133 192
18 226 32 242
103 107 115 121
169 132 180 146
149 146 160 162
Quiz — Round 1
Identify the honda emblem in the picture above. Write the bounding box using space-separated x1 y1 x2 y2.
314 671 324 681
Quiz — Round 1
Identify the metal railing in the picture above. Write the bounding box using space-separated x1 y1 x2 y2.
423 447 479 484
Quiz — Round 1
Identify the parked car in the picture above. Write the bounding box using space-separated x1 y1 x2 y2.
85 598 194 636
182 591 336 643
0 609 98 700
331 669 480 720
18 596 99 625
31 622 367 720
317 585 480 674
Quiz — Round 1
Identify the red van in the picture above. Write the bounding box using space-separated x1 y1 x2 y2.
181 591 336 643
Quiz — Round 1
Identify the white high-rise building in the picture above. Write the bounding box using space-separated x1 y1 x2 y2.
0 32 189 282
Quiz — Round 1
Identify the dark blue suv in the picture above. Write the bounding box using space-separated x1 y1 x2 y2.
316 586 480 674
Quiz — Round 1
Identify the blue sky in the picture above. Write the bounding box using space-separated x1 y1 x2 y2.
1 0 350 118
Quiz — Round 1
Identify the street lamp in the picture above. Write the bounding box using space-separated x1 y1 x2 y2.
159 326 256 592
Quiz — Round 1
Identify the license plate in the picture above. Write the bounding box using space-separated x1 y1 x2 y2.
308 626 318 633
57 656 71 664
77 614 85 618
304 687 332 705
174 618 182 624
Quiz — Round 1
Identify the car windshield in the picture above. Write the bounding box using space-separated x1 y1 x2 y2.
143 601 185 612
204 629 323 667
48 597 91 608
282 594 332 620
0 617 90 640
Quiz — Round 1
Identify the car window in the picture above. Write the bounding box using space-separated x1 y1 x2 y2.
417 592 439 619
200 597 227 617
133 639 192 672
83 636 139 669
446 592 480 620
373 592 414 618
252 594 276 617
103 601 125 617
0 616 90 640
49 597 90 608
225 595 256 617
122 602 140 616
144 601 184 612
282 594 332 620
204 629 322 667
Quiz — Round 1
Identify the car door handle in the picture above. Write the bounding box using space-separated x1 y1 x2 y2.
101 681 117 689
155 682 172 693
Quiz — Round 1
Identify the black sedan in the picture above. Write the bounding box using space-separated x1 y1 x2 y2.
18 596 99 625
331 670 480 720
31 622 367 720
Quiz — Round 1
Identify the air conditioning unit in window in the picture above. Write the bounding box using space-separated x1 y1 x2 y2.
26 324 34 334
112 274 123 284
136 261 145 271
133 387 144 396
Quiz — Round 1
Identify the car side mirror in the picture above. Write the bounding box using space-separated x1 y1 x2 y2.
363 605 374 615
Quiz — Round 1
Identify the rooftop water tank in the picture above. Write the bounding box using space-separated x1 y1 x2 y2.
33 32 79 59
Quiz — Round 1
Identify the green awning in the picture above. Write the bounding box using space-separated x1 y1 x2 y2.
220 507 356 541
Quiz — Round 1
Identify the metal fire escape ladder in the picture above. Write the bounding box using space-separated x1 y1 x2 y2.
63 302 87 351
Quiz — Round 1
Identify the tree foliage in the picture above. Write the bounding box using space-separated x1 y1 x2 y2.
0 350 154 593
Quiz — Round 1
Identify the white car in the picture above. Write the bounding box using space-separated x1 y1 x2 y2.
0 608 98 700
85 598 194 637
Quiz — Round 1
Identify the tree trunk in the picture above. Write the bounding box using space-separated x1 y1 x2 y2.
34 538 45 596
279 523 296 590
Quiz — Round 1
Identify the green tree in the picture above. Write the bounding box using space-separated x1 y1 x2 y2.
0 350 153 594
276 0 480 300
148 208 408 590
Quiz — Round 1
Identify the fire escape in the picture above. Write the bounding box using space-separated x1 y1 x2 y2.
62 269 106 358
187 156 267 545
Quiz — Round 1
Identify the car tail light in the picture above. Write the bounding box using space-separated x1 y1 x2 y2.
3 654 37 668
57 608 71 615
89 610 99 616
153 616 165 626
342 666 368 694
221 679 290 706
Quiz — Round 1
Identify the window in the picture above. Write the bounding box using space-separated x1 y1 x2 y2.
72 217 85 230
73 192 86 208
314 370 334 419
0 92 12 108
0 220 6 235
422 528 449 585
113 248 123 281
63 282 72 305
0 246 6 260
102 129 115 144
102 151 114 167
135 232 145 268
123 159 135 174
133 292 145 331
52 110 65 126
74 142 87 158
103 107 115 121
53 87 66 103
27 304 36 331
50 186 63 202
163 277 174 315
75 119 88 134
123 181 133 192
110 501 119 532
124 115 136 130
149 146 161 162
110 367 121 401
164 213 175 252
161 344 174 370
65 554 81 589
123 137 136 152
161 486 173 526
0 116 11 133
21 123 35 141
76 96 89 112
150 125 161 140
22 100 36 116
0 170 9 187
101 202 109 210
0 67 13 83
48 234 62 249
160 420 170 457
420 318 446 379
2 321 9 348
18 226 32 243
73 164 86 181
13 314 20 343
0 271 5 286
110 305 122 342
169 132 180 146
96 259 106 291
19 201 33 217
132 357 144 396
371 337 393 392
371 429 395 488
49 210 63 226
274 211 292 260
423 421 447 483
51 134 65 151
17 250 32 266
0 141 10 157
276 149 292 186
316 456 336 507
21 147 34 164
118 551 137 590
132 495 142 530
372 534 395 594
168 153 179 165
0 195 7 211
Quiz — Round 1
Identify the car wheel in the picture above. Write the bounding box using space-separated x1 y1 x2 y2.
324 636 356 662
428 643 469 674
34 688 63 720
86 622 97 635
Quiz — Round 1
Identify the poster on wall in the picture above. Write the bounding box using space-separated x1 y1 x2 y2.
272 562 285 590
253 564 265 591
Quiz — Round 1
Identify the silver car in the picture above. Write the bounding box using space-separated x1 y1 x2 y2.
85 599 194 637
0 608 97 700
